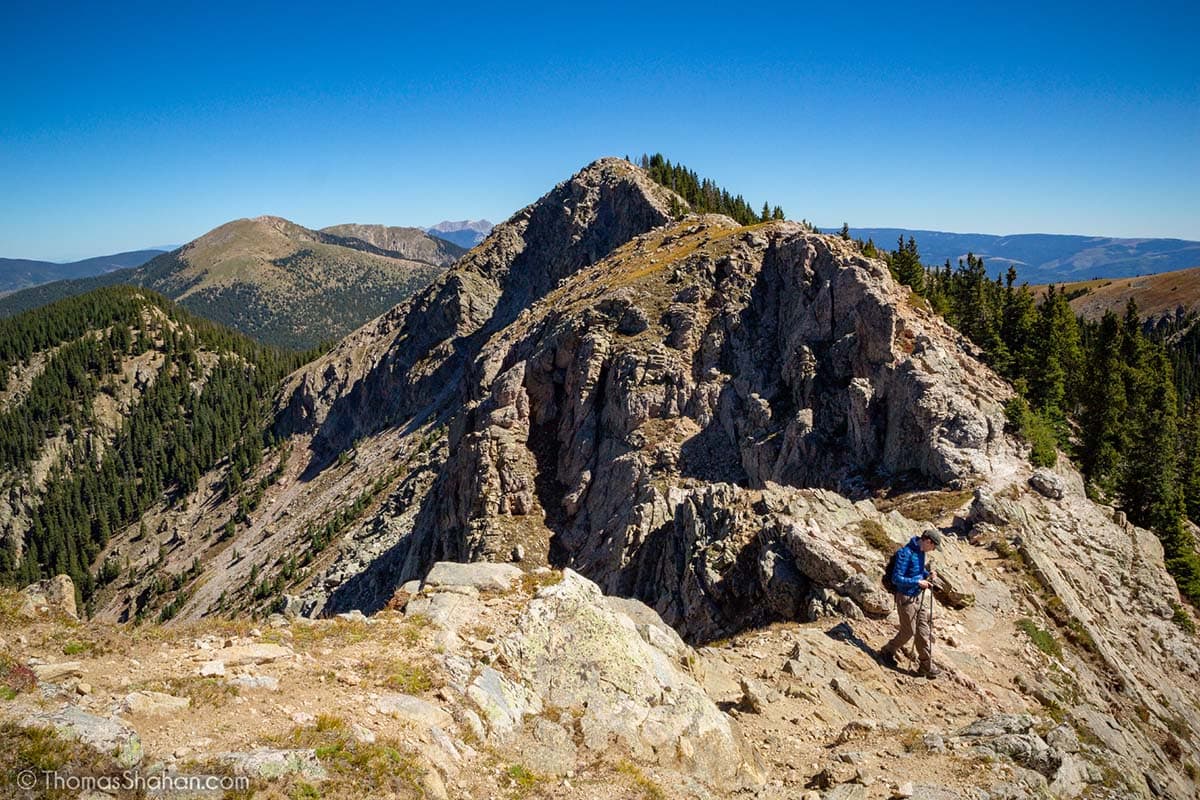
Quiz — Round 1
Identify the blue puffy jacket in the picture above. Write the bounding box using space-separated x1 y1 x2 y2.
890 536 930 597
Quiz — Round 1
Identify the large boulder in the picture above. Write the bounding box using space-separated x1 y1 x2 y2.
19 575 78 619
22 706 142 767
422 561 523 592
499 570 765 790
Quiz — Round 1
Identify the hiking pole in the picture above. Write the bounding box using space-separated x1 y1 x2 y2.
929 583 935 666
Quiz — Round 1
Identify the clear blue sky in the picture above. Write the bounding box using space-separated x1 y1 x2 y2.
2 1 1197 261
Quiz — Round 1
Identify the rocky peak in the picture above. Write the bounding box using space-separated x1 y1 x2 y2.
273 157 680 455
373 218 1015 618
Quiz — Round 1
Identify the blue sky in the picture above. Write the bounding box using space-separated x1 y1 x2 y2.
1 1 1197 261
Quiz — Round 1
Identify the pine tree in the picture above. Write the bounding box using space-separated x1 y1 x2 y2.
1181 403 1200 524
1078 312 1128 491
889 236 925 294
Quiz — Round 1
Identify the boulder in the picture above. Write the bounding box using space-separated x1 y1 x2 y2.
422 562 523 592
227 673 280 691
374 693 454 729
123 691 191 716
19 574 78 619
199 660 226 677
739 677 771 713
214 643 292 666
957 714 1035 738
1028 470 1065 500
32 661 83 682
218 748 327 781
498 570 764 789
22 706 142 766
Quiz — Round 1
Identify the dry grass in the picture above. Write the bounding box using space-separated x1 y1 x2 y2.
898 727 929 753
0 589 25 625
616 759 667 800
0 722 135 798
876 489 974 523
285 618 372 649
504 763 548 797
135 675 238 707
854 519 896 554
266 715 428 798
369 657 435 694
397 614 432 645
519 570 564 595
1037 265 1200 321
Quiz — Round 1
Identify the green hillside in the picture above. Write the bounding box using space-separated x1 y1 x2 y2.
0 286 310 609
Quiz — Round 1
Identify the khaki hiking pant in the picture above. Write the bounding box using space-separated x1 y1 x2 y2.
883 592 932 668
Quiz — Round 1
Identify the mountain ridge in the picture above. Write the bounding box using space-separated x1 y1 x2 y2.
0 217 455 349
0 249 164 296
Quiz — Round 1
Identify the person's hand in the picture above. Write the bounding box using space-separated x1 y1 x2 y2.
918 580 932 590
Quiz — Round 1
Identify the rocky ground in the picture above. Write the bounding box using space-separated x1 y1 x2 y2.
2 512 1189 800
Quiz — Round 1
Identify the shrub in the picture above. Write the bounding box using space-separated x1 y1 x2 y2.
0 654 37 700
1016 617 1061 658
855 519 895 554
1171 601 1196 635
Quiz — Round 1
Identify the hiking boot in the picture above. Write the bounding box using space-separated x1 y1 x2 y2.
877 650 898 669
919 664 942 679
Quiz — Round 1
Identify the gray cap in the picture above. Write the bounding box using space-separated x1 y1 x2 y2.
921 528 944 549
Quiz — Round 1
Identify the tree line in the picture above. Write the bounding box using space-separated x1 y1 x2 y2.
635 153 785 225
880 237 1200 606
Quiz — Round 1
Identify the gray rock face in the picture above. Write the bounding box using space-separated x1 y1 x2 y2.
377 219 1010 636
319 223 466 267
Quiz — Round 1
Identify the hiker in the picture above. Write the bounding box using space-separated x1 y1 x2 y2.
879 528 942 678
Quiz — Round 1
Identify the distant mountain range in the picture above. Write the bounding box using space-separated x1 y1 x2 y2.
0 249 164 296
0 217 464 349
427 219 493 249
838 227 1200 285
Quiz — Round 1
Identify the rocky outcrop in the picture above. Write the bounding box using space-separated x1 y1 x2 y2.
969 464 1200 800
86 159 1197 796
273 158 679 456
381 218 1013 634
416 565 764 791
21 706 143 767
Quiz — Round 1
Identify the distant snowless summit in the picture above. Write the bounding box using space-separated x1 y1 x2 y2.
427 219 494 249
